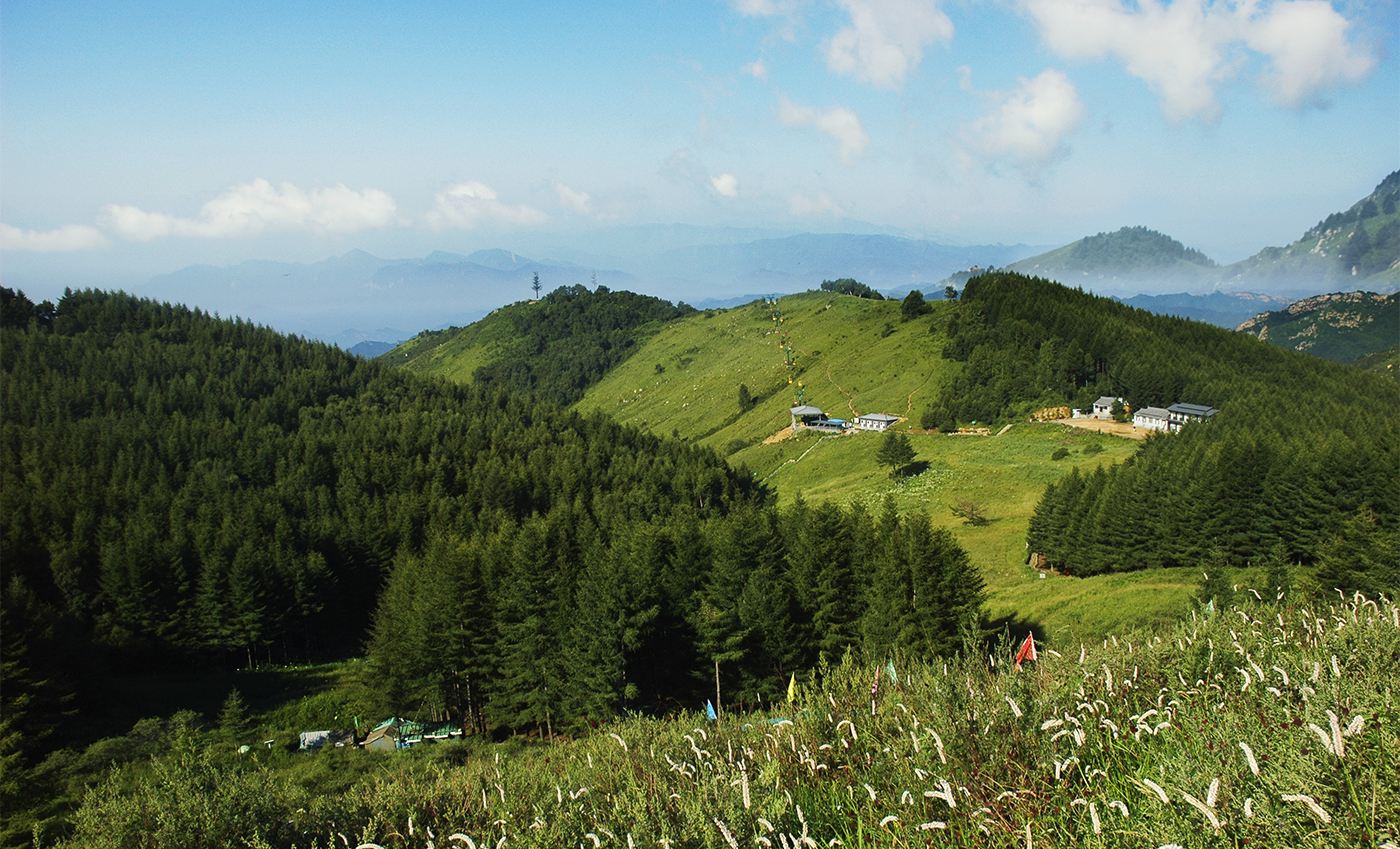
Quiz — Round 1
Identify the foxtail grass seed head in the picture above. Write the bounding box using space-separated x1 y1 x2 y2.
1238 741 1259 776
1181 792 1222 831
1281 793 1332 824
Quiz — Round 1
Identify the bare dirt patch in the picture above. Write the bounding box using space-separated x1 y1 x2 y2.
1051 418 1150 440
764 426 797 445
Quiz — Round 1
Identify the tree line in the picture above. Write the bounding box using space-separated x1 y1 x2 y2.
0 287 984 772
916 272 1398 584
367 497 983 734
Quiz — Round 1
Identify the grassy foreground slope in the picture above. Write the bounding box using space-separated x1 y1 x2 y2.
59 592 1398 849
576 291 954 449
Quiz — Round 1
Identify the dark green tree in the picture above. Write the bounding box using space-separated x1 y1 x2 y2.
876 430 916 477
217 688 250 740
900 290 931 321
737 383 755 413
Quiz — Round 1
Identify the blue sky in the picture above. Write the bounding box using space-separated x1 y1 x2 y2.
2 0 1396 294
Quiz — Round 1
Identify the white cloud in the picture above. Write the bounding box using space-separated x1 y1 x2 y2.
425 182 547 230
1022 0 1376 122
709 173 740 198
553 182 593 215
789 192 843 217
744 59 769 79
778 97 870 162
968 69 1086 173
102 178 397 240
1246 1 1375 107
825 0 953 88
0 223 108 252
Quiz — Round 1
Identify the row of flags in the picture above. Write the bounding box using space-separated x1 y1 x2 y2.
703 635 1038 719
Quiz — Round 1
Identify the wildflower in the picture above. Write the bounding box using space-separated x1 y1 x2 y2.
879 815 899 828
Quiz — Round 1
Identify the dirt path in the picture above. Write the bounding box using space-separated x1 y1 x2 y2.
822 364 860 418
1052 418 1150 440
763 426 796 445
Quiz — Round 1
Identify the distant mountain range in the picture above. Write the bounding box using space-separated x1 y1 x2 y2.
1236 291 1398 363
1119 291 1293 328
131 171 1398 346
133 233 1042 345
995 171 1400 301
136 248 634 342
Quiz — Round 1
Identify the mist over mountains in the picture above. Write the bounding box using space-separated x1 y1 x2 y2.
121 171 1399 346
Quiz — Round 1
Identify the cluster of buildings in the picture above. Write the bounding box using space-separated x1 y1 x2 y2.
295 716 464 753
1076 395 1219 433
790 405 901 432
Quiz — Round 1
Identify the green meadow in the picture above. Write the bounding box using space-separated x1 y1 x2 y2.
576 291 954 448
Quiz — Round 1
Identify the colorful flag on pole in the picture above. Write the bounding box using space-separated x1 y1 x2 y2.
705 700 717 721
786 673 797 705
1014 632 1038 671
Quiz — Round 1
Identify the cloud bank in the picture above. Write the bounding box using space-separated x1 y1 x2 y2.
101 179 397 240
0 223 109 252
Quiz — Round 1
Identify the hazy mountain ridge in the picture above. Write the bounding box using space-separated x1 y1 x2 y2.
1002 172 1400 300
1236 290 1399 362
1219 170 1400 293
1008 226 1219 294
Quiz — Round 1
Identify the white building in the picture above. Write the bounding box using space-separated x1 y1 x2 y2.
1091 396 1122 420
1132 406 1171 432
854 413 900 431
1167 402 1218 432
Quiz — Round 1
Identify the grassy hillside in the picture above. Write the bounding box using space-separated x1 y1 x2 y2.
386 304 517 382
729 424 1187 639
573 293 1193 639
388 285 693 404
55 591 1399 849
1236 291 1399 362
576 290 954 450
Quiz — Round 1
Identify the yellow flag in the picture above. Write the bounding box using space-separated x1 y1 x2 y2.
786 672 797 705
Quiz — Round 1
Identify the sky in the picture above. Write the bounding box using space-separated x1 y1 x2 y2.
2 0 1397 298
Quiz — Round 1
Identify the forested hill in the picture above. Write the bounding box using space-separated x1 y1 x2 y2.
1008 226 1218 293
388 284 694 405
0 288 757 756
923 272 1398 584
2 287 988 823
1235 290 1398 362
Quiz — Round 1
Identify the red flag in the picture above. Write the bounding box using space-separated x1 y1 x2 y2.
1014 632 1037 671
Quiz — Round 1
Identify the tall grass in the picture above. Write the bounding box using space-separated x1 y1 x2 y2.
55 591 1397 848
